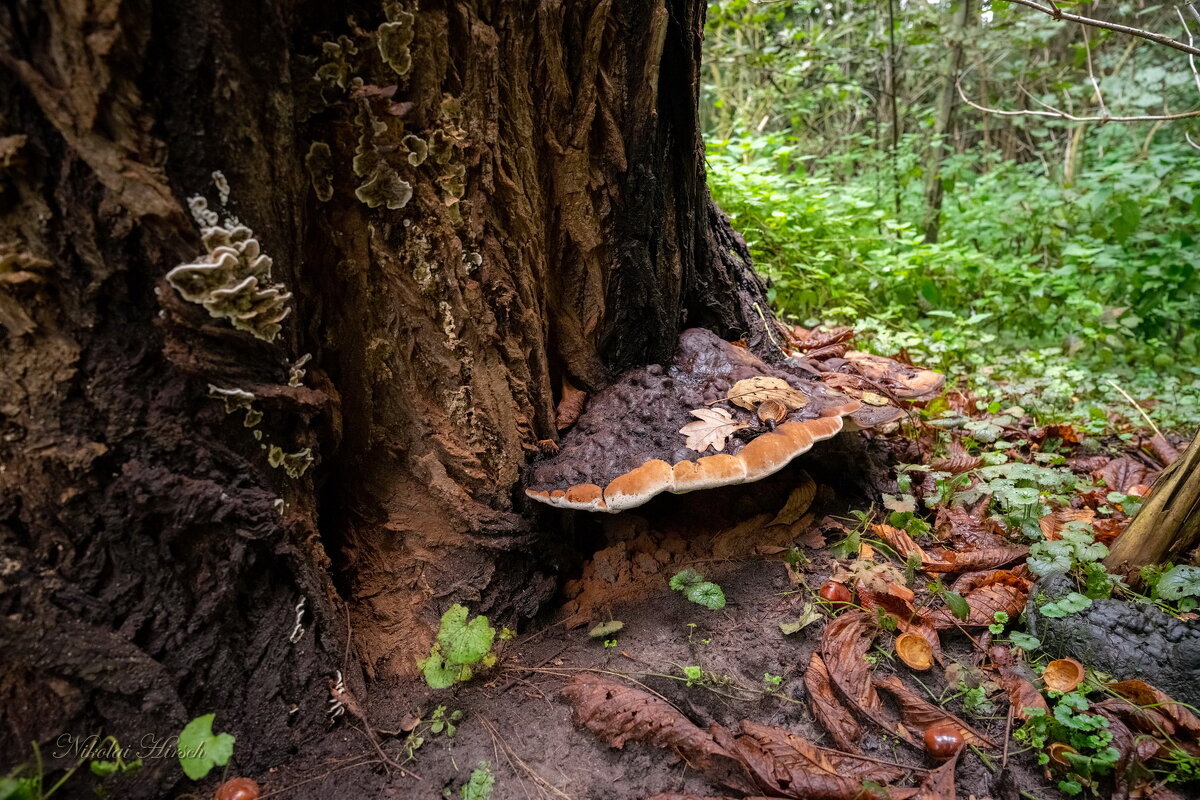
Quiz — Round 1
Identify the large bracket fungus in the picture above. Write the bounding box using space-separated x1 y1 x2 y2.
525 328 886 513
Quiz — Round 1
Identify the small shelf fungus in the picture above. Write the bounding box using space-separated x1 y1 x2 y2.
167 225 292 342
525 328 869 513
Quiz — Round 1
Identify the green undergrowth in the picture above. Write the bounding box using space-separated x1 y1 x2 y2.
706 134 1200 431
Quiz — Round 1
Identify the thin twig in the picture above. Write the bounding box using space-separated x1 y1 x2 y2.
1106 378 1163 437
1003 0 1200 56
957 75 1200 122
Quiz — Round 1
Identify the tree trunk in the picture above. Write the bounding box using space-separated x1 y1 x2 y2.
0 0 772 793
921 0 971 243
1105 435 1200 572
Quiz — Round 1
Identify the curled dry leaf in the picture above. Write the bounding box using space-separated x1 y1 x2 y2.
560 674 747 788
930 581 1027 629
989 646 1050 721
679 407 750 454
872 523 929 563
555 377 587 431
910 752 959 800
928 454 983 474
1039 508 1096 541
873 675 996 749
803 653 862 753
768 475 816 527
820 612 914 743
723 376 810 411
922 545 1029 574
713 720 911 800
1108 680 1200 738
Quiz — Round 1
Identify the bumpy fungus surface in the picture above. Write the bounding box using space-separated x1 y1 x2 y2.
1028 572 1200 707
525 329 862 512
166 225 292 342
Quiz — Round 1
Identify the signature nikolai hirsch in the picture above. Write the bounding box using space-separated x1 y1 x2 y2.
52 733 206 761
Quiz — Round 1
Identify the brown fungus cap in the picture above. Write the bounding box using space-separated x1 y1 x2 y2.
525 328 865 513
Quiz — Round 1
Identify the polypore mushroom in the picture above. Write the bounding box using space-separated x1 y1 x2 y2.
525 328 868 513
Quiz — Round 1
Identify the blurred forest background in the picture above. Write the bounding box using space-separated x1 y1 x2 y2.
701 0 1200 431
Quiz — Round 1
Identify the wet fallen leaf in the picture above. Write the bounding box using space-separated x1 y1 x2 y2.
768 475 816 527
1039 508 1096 541
989 646 1049 720
804 653 862 753
723 376 810 411
861 391 890 406
930 581 1027 629
873 675 995 748
679 408 750 453
922 545 1028 574
780 602 823 635
1108 680 1200 738
909 752 958 800
713 720 911 800
1096 456 1152 495
560 674 745 783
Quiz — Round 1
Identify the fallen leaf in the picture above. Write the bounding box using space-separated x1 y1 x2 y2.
861 391 890 406
930 582 1027 629
1096 456 1152 495
909 752 959 800
780 602 823 635
929 454 982 474
989 646 1050 720
1039 508 1096 540
679 408 750 453
820 612 913 743
723 376 810 411
804 653 862 753
871 523 930 563
922 545 1028 574
560 675 750 790
1108 680 1200 738
768 475 817 527
873 675 996 748
555 377 587 430
714 720 910 800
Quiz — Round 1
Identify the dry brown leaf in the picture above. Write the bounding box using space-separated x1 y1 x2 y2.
560 675 749 790
873 675 996 748
804 653 862 753
1096 456 1152 495
861 391 890 406
820 611 914 744
871 523 930 563
922 545 1028 574
555 377 587 431
928 454 983 474
679 407 750 453
769 476 817 527
757 398 789 424
714 720 910 800
1039 508 1096 541
723 376 810 411
930 582 1027 629
1108 680 1200 738
909 753 958 800
989 647 1050 721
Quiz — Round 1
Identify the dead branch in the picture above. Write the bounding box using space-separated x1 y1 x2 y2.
1003 0 1200 57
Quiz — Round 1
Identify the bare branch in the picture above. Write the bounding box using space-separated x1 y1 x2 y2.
955 75 1200 122
1003 0 1200 56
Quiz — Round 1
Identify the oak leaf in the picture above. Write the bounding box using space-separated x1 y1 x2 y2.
723 376 809 411
679 408 750 453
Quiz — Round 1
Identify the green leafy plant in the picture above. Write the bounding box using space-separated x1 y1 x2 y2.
1015 691 1120 795
454 762 494 800
178 714 235 780
418 604 498 689
1144 564 1200 612
669 569 727 610
1039 591 1094 619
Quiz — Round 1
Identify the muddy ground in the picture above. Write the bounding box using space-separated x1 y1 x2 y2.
241 442 1062 800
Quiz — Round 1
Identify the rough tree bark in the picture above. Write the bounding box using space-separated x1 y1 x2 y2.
0 0 773 793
